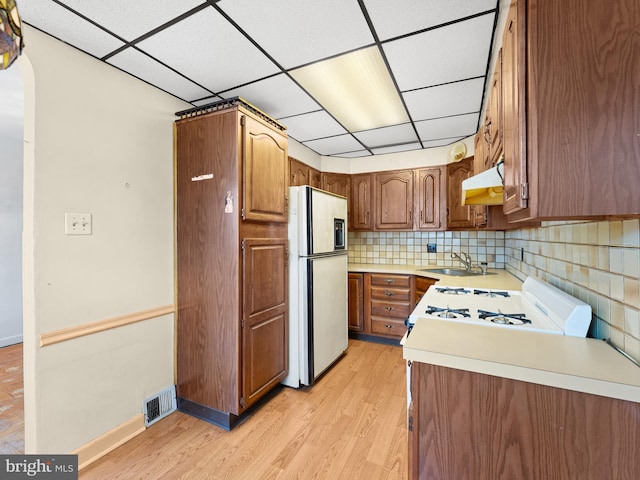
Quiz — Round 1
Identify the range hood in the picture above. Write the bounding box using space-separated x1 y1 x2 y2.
461 161 504 206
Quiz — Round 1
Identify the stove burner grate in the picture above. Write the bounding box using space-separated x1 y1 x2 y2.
435 287 471 295
473 289 510 298
478 309 531 326
425 305 471 319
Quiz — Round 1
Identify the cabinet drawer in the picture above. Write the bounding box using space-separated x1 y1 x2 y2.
370 274 412 288
371 317 406 337
370 301 411 319
371 286 411 302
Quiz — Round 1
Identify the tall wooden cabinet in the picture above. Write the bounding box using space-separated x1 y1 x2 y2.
175 100 289 429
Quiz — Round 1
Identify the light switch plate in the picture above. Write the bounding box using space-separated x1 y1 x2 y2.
65 213 92 235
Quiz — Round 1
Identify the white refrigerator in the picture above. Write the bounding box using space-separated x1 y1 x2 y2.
282 186 348 388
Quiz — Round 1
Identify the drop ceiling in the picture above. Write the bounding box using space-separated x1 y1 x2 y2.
19 0 500 158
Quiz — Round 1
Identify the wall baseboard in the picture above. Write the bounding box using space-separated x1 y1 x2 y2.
0 334 23 348
72 414 146 470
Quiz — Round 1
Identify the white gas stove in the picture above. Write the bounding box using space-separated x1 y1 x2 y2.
407 277 592 337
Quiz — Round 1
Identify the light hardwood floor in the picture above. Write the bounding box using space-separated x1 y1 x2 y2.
81 339 408 479
0 343 24 454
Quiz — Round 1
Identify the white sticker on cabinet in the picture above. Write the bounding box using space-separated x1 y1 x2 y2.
225 191 233 213
191 173 214 181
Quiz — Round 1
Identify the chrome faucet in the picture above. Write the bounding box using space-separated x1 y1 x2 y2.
451 252 472 270
452 252 487 274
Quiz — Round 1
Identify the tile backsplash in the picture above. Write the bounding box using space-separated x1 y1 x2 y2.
505 219 640 363
348 230 506 268
347 219 640 362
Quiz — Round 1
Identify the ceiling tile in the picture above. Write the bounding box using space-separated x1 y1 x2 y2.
422 137 465 148
371 143 422 155
20 0 125 58
303 135 365 156
330 150 372 158
192 96 224 107
354 123 418 148
55 0 204 41
415 113 479 142
136 7 280 94
107 48 213 102
221 74 319 120
217 0 374 68
383 13 495 91
364 0 497 41
404 77 485 121
280 111 347 142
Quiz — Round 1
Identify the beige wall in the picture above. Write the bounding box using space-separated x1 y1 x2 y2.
22 25 189 453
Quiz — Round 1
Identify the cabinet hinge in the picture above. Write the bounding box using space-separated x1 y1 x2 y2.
241 207 245 219
521 182 529 200
241 318 245 328
240 115 246 126
240 397 245 408
241 239 245 250
408 415 413 432
285 249 289 267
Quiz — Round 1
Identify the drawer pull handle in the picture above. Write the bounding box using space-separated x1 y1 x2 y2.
385 279 394 284
386 306 394 311
385 291 393 296
385 324 393 329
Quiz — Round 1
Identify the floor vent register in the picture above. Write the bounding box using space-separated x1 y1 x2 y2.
143 385 177 427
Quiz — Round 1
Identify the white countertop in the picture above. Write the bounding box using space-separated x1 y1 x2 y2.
404 317 640 403
348 263 524 290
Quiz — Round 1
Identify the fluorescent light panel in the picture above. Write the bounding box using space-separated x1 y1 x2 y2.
291 46 409 132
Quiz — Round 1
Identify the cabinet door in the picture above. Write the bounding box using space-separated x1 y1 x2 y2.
289 157 309 186
416 167 444 231
446 158 474 229
309 167 322 188
351 173 373 231
243 114 289 222
374 170 414 230
241 238 288 411
501 1 528 215
348 273 364 333
487 49 503 167
322 172 351 199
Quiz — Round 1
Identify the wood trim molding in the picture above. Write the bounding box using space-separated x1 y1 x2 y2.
40 304 175 347
72 414 146 470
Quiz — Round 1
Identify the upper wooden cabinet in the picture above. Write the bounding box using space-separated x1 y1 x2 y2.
415 167 445 231
487 48 503 168
501 1 526 215
374 170 414 230
351 173 374 231
289 157 321 188
502 0 640 219
243 114 289 223
322 172 350 198
446 158 475 229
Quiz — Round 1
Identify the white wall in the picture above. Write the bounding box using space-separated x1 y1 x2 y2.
21 25 189 454
0 65 24 347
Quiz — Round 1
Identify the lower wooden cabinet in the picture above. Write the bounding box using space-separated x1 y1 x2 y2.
348 273 364 333
363 273 415 339
409 362 640 479
414 276 436 306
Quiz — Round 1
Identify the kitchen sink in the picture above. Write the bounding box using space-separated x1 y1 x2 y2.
419 268 496 276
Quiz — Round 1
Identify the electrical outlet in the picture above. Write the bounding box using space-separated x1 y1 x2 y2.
65 213 92 235
427 243 437 253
